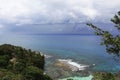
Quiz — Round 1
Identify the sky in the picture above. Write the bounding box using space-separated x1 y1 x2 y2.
0 0 120 34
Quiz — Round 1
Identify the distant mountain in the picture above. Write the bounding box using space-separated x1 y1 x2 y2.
3 23 119 35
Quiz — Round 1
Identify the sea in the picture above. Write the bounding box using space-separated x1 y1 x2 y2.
0 34 120 80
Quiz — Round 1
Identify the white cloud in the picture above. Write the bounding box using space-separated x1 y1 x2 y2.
0 0 119 25
0 24 4 28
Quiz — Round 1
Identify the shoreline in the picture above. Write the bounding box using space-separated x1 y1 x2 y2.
57 59 89 71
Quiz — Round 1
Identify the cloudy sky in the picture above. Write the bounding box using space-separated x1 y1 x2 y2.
0 0 120 34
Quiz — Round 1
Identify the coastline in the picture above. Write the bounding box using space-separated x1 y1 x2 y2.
56 59 89 71
45 54 94 80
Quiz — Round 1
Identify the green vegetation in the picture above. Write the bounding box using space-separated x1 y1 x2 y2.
87 11 120 56
87 11 120 80
92 72 115 80
67 79 73 80
0 44 52 80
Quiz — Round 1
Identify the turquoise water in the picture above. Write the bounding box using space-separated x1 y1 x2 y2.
59 75 93 80
0 34 120 73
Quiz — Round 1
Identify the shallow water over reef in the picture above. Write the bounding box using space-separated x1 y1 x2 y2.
59 75 93 80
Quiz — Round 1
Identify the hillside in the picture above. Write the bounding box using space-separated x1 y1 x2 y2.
0 44 52 80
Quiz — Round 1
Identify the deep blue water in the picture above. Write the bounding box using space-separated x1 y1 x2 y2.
0 34 120 72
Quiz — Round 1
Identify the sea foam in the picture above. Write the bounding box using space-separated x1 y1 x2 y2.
58 59 89 71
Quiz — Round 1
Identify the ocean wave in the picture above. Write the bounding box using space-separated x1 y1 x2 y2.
57 59 89 71
44 54 52 58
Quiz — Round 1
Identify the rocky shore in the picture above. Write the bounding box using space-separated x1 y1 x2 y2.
55 59 89 71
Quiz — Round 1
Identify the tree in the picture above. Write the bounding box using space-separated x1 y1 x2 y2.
87 11 120 80
0 44 52 80
92 72 115 80
23 66 52 80
67 79 74 80
87 11 120 57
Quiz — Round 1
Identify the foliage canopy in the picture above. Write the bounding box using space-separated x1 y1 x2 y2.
87 11 120 56
0 44 52 80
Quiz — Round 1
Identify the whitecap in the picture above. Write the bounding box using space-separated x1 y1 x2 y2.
57 59 89 71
